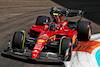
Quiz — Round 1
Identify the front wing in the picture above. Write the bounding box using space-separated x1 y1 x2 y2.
4 48 63 62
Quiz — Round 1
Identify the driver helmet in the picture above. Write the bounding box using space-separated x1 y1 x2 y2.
50 10 64 23
59 14 64 22
50 23 55 31
43 25 49 30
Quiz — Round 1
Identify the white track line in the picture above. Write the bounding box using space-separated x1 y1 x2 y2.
90 33 100 42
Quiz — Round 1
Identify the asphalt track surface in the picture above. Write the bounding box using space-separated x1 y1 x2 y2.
0 0 100 67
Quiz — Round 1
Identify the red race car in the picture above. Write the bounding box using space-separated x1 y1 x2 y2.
4 7 92 62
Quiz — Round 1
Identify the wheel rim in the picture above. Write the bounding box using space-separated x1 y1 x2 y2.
89 28 92 36
88 25 92 39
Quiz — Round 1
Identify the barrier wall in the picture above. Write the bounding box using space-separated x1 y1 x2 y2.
64 33 100 67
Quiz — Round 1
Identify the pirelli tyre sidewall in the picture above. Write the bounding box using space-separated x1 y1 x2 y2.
77 21 92 41
36 16 50 26
12 31 26 49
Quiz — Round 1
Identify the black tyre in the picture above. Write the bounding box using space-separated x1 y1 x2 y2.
77 21 92 41
61 38 72 61
12 32 26 49
36 16 50 26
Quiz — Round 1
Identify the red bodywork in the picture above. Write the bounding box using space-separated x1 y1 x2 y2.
30 20 78 59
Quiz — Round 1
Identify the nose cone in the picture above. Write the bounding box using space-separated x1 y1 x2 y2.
31 39 47 59
32 49 40 59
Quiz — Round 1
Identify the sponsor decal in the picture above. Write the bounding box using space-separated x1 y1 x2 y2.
38 39 45 42
63 22 67 26
64 29 69 31
32 50 39 53
39 36 49 39
53 35 56 41
39 34 49 39
43 34 48 36
49 35 56 41
72 35 76 44
53 13 58 15
50 35 54 39
73 41 100 54
34 45 42 50
96 49 100 66
33 54 35 56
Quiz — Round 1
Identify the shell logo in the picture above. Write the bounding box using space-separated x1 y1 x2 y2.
33 54 35 56
38 39 45 42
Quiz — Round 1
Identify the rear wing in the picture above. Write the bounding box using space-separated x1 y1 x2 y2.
50 7 84 17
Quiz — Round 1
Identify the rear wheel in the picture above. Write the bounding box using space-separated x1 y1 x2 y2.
12 31 26 49
36 16 50 26
77 21 92 41
61 38 72 61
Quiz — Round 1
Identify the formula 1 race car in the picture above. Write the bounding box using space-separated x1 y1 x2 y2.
4 7 92 62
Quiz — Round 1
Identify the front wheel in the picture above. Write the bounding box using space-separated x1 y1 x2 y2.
60 38 72 61
12 31 26 49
